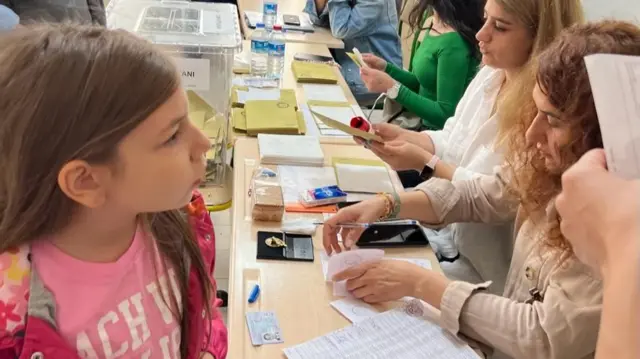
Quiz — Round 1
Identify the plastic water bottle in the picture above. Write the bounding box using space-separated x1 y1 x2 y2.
262 0 278 31
250 23 268 77
267 24 286 79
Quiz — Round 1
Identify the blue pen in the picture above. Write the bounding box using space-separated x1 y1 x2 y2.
248 284 261 303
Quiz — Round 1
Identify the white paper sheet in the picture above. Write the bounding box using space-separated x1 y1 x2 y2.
277 165 337 204
327 249 384 297
283 302 480 359
330 298 379 323
310 106 355 126
335 163 394 193
236 88 281 104
303 84 348 103
585 54 640 179
258 134 325 166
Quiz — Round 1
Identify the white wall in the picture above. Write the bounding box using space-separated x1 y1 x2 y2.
582 0 640 23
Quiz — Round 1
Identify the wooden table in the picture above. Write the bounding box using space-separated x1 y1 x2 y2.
227 137 442 358
237 0 344 49
232 40 359 145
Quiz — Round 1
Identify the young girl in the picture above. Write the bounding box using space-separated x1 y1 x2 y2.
0 25 227 358
326 20 640 358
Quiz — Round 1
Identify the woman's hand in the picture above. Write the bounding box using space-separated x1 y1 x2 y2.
361 53 387 71
360 67 396 93
323 197 388 254
369 140 432 172
333 260 449 305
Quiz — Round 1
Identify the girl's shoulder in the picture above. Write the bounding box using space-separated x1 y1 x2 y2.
0 245 31 335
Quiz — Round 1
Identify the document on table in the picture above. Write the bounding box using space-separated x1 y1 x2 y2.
303 84 348 103
330 298 379 323
283 302 479 359
236 88 281 104
585 54 640 179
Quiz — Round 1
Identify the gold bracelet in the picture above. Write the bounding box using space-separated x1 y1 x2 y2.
377 193 394 220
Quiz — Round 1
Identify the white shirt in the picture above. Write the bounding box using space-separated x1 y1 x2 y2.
422 66 513 293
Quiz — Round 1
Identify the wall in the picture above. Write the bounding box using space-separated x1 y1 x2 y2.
582 0 640 23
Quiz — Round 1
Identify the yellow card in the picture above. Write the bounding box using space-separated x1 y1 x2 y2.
346 52 363 68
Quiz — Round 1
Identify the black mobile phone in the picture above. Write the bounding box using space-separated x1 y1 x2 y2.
282 14 301 26
356 224 429 248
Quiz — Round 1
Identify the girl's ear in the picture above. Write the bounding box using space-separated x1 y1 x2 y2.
57 160 110 208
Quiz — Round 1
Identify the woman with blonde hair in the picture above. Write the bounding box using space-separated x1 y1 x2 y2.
326 20 640 359
355 0 584 293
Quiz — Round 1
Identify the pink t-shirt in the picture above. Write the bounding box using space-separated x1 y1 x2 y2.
31 229 183 359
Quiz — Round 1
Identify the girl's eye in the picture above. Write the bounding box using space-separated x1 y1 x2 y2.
165 127 183 145
494 22 506 32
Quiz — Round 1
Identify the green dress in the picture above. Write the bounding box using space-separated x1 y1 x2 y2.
385 30 479 129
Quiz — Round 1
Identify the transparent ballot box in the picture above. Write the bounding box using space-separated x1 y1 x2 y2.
108 1 242 205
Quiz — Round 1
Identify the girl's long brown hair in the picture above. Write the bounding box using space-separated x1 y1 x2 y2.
507 21 640 255
0 24 212 357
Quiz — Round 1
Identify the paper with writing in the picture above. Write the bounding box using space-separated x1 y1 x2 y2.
585 54 640 179
326 249 384 297
283 304 480 359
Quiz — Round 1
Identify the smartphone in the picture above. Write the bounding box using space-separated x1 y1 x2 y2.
356 224 429 248
282 14 301 26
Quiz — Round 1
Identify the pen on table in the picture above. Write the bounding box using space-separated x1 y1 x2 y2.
312 219 418 228
248 284 260 303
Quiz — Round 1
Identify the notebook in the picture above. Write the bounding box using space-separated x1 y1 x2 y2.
291 61 338 84
258 134 325 166
245 101 299 136
333 158 394 193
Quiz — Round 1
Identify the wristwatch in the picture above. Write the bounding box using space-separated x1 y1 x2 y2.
419 155 440 181
386 81 401 100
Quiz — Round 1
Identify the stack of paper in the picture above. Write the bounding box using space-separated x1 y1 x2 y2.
334 161 394 193
258 134 325 166
283 304 479 359
245 101 300 136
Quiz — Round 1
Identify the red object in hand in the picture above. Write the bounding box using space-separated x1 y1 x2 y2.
350 116 371 132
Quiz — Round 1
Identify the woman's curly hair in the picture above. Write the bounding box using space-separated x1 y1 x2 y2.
505 20 640 257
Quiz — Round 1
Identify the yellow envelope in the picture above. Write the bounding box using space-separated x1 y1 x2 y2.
346 52 363 68
244 100 300 136
291 61 338 84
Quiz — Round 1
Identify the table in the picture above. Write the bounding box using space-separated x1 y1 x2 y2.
237 0 344 49
232 40 359 145
226 137 442 358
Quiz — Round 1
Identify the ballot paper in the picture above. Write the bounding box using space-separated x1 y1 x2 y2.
303 84 348 103
321 254 432 282
330 298 379 323
283 301 479 359
585 54 640 179
334 163 394 193
326 249 384 296
236 88 281 104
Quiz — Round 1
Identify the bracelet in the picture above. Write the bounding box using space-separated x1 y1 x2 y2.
377 193 393 219
377 192 401 220
388 190 401 219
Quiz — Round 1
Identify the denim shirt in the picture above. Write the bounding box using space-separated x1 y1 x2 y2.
304 0 402 105
0 4 18 30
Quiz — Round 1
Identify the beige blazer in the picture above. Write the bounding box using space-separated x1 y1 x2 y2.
416 170 602 359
